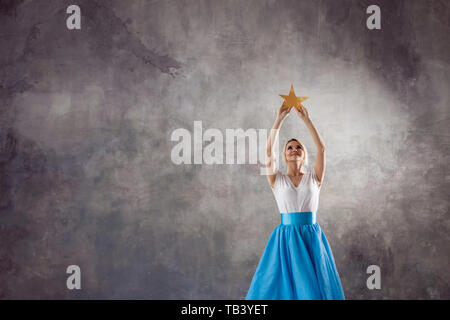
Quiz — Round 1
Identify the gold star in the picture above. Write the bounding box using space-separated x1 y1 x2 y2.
279 84 308 109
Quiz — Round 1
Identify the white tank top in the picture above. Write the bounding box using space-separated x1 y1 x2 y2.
271 167 322 213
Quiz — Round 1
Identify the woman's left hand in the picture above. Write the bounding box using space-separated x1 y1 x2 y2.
294 102 310 121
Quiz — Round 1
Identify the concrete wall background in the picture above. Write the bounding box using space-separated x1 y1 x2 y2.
0 0 449 299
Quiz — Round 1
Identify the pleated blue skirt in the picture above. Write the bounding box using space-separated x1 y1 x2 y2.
245 212 345 300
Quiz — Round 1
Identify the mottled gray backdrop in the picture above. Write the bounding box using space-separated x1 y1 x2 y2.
1 0 449 299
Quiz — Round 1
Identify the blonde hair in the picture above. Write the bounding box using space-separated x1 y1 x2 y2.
283 138 308 171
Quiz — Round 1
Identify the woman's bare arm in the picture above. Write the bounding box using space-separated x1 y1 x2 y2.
294 103 326 186
266 102 292 187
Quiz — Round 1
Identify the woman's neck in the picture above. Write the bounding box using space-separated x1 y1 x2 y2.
286 161 303 176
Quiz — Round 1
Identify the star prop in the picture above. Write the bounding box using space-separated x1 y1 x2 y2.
279 84 308 110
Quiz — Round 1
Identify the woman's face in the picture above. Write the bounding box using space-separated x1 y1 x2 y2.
285 141 304 162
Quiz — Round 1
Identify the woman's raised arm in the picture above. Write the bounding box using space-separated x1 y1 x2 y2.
293 102 326 186
266 102 292 187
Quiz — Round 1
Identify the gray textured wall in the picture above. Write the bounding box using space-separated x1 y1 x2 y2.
1 0 449 299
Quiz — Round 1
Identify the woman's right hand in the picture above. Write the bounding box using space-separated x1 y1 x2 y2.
277 101 293 121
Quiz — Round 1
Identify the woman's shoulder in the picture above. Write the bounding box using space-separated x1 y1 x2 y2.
269 170 284 190
306 167 316 180
308 167 322 188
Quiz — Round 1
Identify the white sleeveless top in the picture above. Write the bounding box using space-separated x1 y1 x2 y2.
271 167 322 213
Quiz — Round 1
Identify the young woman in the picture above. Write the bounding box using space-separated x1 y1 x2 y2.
245 101 345 300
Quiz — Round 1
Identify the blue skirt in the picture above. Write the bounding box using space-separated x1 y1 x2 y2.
245 212 345 300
